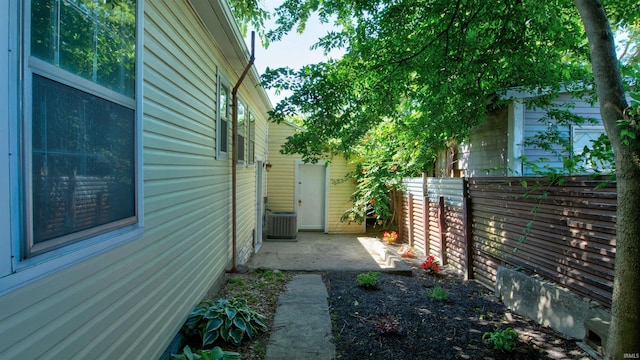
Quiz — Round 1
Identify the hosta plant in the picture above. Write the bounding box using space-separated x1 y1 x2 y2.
171 345 240 360
482 327 519 351
183 298 268 346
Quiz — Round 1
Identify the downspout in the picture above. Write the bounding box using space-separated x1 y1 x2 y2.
229 31 255 272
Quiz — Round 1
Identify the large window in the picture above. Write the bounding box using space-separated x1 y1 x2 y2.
25 0 137 257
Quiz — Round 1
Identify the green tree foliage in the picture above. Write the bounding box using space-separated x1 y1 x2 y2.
263 0 593 159
229 1 640 357
258 0 597 225
341 105 438 226
229 0 271 46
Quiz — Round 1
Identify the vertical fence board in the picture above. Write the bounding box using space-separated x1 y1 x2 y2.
438 197 446 264
463 178 473 280
426 178 466 274
402 178 427 256
408 193 414 246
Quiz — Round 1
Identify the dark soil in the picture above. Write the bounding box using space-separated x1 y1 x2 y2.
323 267 591 360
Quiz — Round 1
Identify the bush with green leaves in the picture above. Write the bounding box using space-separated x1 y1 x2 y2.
340 116 437 229
182 298 268 347
172 345 240 360
427 285 448 301
356 271 381 288
482 327 519 351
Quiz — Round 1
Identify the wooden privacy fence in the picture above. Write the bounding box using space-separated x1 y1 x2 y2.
400 176 617 307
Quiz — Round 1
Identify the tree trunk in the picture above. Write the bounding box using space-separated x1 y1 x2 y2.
574 1 640 359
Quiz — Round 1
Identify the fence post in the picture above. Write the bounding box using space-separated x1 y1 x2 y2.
422 195 429 257
438 196 447 265
395 190 404 243
462 178 474 281
407 192 414 246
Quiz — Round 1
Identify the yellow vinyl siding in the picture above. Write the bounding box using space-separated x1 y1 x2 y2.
266 121 363 233
328 157 363 233
0 0 273 358
236 168 256 262
266 122 297 211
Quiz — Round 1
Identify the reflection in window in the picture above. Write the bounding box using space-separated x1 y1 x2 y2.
31 0 136 97
219 84 229 155
237 101 246 163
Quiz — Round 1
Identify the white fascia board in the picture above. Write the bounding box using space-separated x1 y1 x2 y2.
188 0 272 112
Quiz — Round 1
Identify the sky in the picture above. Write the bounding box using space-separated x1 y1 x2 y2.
244 0 344 105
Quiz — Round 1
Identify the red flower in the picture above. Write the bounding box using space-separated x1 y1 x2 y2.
420 255 440 273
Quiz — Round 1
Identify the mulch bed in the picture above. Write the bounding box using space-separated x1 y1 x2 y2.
323 268 591 360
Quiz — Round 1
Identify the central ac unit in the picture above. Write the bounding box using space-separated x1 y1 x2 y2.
267 211 297 240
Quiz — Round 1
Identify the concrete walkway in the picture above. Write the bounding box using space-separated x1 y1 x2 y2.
252 232 412 360
265 274 334 360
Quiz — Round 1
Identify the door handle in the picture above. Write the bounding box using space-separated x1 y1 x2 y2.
298 199 302 205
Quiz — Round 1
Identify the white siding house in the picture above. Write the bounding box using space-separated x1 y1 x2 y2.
0 0 271 358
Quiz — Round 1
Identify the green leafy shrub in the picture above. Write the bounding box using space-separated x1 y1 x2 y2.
183 298 267 346
356 271 381 288
482 327 519 351
427 285 448 301
339 116 436 229
172 345 240 360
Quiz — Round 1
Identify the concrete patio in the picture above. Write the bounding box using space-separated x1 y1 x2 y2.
246 231 412 274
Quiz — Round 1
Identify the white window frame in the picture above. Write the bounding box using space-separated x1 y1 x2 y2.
216 74 230 160
237 99 246 166
571 124 611 173
1 0 16 279
0 0 144 293
248 111 256 165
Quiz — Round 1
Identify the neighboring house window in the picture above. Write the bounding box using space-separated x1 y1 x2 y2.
217 78 230 159
572 125 613 173
25 0 138 257
237 101 246 164
248 112 256 164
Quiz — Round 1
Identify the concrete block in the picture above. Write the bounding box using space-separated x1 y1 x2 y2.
584 317 610 356
495 266 610 339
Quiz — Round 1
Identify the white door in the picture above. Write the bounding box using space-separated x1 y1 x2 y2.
255 160 264 252
296 163 326 230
